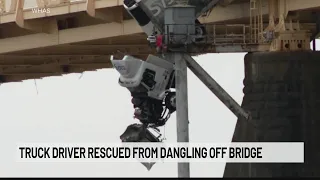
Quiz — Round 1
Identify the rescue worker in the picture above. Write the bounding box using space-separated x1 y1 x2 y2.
156 34 164 53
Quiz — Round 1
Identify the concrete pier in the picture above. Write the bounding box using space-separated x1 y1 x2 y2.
224 51 320 177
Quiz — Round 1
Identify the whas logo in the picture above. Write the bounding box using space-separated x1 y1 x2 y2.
32 8 50 14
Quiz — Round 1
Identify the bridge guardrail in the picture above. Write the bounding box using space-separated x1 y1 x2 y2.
162 23 271 47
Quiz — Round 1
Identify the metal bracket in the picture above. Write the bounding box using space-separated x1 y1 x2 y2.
183 54 251 121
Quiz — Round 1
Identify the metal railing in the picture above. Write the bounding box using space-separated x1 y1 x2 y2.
250 0 264 43
175 0 189 5
161 23 271 47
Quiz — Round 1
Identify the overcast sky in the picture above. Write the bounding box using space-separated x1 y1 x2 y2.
1 0 318 177
0 43 318 178
0 52 246 177
1 1 241 177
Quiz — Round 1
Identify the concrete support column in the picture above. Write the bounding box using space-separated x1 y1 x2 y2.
224 51 320 177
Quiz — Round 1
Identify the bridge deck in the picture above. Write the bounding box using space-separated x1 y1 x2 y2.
0 0 318 83
0 0 152 83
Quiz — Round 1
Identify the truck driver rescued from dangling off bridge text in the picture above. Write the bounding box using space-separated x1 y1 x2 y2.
19 146 263 159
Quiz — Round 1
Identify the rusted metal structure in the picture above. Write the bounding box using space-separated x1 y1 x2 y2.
0 0 319 178
0 0 318 83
